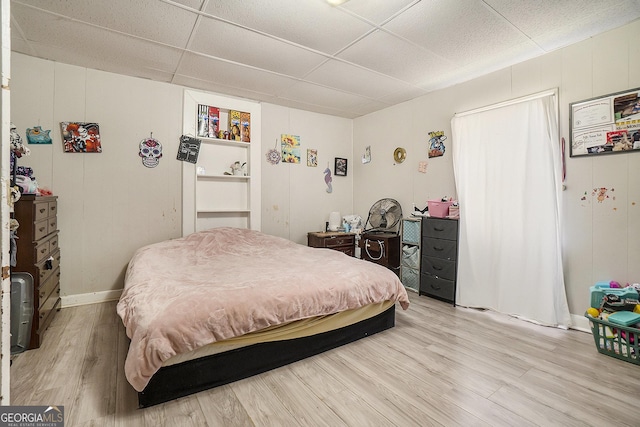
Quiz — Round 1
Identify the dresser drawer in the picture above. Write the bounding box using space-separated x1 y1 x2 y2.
34 219 49 241
422 237 457 260
38 267 60 309
38 287 60 334
48 216 58 233
48 201 58 218
36 248 61 285
333 246 354 256
48 233 59 253
420 274 455 302
34 240 50 264
34 201 50 222
324 235 354 248
423 218 458 240
422 256 456 281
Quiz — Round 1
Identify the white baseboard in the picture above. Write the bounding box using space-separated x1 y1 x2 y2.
61 289 122 308
570 313 591 333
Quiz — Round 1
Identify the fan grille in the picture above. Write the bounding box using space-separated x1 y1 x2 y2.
365 198 402 232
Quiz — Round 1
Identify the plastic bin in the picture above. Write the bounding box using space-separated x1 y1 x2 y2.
589 286 638 309
11 272 34 355
586 312 640 365
428 200 453 218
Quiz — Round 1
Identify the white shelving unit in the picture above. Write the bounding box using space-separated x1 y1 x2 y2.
182 90 261 236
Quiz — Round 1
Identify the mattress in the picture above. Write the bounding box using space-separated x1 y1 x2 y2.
163 300 394 367
117 227 410 392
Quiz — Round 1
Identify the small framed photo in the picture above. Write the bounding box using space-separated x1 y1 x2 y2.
334 157 347 176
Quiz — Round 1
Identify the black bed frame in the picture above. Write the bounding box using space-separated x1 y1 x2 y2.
138 305 396 407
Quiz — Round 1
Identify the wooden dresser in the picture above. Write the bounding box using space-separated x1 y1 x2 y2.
14 195 61 349
307 232 356 256
420 217 458 305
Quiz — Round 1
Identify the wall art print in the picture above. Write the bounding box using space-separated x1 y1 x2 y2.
26 126 52 144
60 122 102 153
281 134 301 163
428 131 447 158
307 149 318 167
334 157 347 176
139 134 163 168
176 135 201 164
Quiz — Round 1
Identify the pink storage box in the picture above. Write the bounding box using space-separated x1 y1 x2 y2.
428 200 453 218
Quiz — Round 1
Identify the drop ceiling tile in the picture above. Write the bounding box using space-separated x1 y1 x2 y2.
339 0 419 25
202 0 374 54
383 0 530 67
485 0 640 51
304 58 419 99
176 52 296 95
279 80 373 112
338 29 455 85
190 16 327 78
10 7 183 78
13 0 197 47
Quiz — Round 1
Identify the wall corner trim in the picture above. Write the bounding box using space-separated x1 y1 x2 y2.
61 289 123 308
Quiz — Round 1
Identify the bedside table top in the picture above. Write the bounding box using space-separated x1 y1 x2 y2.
307 231 356 238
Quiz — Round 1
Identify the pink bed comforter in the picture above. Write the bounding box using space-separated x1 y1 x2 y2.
117 227 409 391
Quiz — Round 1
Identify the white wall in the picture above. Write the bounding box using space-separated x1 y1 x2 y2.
11 53 184 301
353 21 640 320
261 103 353 245
11 53 354 300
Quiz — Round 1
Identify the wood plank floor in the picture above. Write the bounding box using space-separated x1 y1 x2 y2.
10 291 640 426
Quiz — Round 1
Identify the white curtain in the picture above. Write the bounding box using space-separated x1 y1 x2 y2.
451 93 571 327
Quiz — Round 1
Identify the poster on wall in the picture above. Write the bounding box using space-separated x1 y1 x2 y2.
60 122 102 153
428 131 447 158
570 87 640 156
307 149 317 167
281 134 300 163
176 135 202 163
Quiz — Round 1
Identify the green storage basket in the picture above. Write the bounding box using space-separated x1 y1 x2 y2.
586 313 640 365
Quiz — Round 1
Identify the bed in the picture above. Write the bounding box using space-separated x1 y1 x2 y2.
116 227 410 407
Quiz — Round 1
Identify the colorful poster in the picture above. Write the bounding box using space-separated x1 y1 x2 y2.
307 149 317 167
428 131 446 158
60 122 102 153
281 134 300 163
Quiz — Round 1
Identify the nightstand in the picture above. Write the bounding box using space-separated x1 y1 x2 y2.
307 232 356 256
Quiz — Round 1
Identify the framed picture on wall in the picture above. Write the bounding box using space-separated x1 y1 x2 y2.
334 157 347 176
60 122 102 153
569 87 640 157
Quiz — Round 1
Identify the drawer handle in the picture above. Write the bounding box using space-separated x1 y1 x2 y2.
51 240 58 246
39 208 46 214
40 313 45 319
433 265 443 271
434 227 444 231
433 246 444 251
430 283 442 290
38 226 46 232
40 291 45 298
40 248 47 254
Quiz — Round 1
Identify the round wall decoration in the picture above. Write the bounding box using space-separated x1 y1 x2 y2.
393 147 407 163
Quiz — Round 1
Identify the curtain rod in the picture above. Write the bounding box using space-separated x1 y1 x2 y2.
454 88 558 117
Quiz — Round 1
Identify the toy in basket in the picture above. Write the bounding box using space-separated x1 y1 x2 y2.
586 281 640 364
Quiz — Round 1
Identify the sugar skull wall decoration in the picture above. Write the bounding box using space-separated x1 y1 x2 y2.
139 135 163 168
